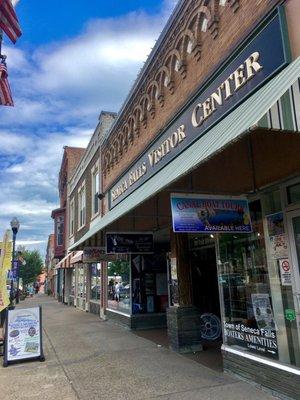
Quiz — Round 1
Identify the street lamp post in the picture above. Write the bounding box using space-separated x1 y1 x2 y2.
10 217 20 305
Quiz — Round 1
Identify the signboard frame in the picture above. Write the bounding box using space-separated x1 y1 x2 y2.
82 247 121 263
106 232 154 254
170 193 252 234
3 306 45 367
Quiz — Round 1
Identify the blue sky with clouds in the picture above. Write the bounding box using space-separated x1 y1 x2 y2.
0 0 177 255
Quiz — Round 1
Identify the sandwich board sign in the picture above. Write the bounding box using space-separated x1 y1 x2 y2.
3 306 45 367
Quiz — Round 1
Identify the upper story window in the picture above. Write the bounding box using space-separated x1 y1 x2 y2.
78 181 86 229
69 198 75 237
91 162 100 217
56 216 64 246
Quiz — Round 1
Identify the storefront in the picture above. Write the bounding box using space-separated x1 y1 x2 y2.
105 242 169 329
69 4 300 398
89 262 101 315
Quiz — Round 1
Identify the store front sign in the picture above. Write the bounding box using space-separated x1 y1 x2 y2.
224 321 278 360
171 194 252 233
83 247 119 262
106 233 154 254
109 12 289 209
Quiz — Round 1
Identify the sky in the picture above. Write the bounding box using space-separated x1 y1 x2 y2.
0 0 178 256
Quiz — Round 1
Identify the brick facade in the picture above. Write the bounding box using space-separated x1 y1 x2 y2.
68 112 116 246
102 0 281 193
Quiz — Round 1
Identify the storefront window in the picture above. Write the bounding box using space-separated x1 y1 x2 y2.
131 254 168 314
71 268 75 296
76 266 86 298
287 183 300 205
90 263 101 301
218 197 300 367
107 260 131 315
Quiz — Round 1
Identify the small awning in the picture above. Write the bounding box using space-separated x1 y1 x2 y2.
55 252 72 269
69 57 300 251
70 251 83 264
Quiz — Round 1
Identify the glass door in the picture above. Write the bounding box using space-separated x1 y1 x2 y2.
286 210 300 365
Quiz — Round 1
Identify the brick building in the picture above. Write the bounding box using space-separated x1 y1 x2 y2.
51 146 85 301
66 1 300 398
59 112 117 312
44 233 55 294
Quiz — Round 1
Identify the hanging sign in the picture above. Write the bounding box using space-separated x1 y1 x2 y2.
106 233 154 254
170 194 252 233
279 258 292 286
82 247 119 262
3 306 45 367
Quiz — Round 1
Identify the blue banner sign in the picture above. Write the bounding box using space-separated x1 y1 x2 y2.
171 194 252 233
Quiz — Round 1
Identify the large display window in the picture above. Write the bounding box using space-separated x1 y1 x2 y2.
218 196 300 368
131 254 168 314
76 265 86 299
71 268 75 296
107 260 131 315
90 263 101 301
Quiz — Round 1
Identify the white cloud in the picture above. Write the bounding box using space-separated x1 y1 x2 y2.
17 240 47 245
0 1 177 255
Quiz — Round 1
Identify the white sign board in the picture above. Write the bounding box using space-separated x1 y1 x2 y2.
4 306 44 365
279 258 292 286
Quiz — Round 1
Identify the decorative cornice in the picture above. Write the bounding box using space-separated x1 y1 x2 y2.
102 0 240 177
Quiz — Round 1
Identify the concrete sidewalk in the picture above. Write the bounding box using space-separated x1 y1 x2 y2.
0 295 278 400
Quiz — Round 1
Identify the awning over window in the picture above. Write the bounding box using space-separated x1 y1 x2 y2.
70 251 83 264
70 57 300 251
55 252 72 269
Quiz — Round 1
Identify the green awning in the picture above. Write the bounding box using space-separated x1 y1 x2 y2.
70 57 300 251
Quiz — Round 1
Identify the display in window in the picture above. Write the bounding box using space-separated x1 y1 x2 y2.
266 212 284 236
219 200 279 360
269 234 288 259
131 254 168 314
107 260 131 315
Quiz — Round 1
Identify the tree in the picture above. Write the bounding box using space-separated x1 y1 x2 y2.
19 249 43 285
108 260 130 282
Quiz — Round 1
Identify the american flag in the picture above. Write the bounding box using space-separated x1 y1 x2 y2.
0 61 13 106
0 0 21 44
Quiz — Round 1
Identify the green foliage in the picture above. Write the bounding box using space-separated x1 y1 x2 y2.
19 249 43 285
108 260 130 282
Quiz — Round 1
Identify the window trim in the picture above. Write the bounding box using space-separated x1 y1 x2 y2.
77 180 86 230
69 198 75 238
56 215 64 247
91 160 100 219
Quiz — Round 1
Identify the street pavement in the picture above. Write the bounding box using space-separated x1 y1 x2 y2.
0 295 278 400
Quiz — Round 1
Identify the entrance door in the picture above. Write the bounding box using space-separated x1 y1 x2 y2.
191 246 220 317
286 210 300 360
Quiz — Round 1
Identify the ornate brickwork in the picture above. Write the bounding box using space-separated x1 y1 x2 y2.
102 0 278 187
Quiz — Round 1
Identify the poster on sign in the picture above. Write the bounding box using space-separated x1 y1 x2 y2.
170 194 252 233
3 306 44 367
279 258 292 286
